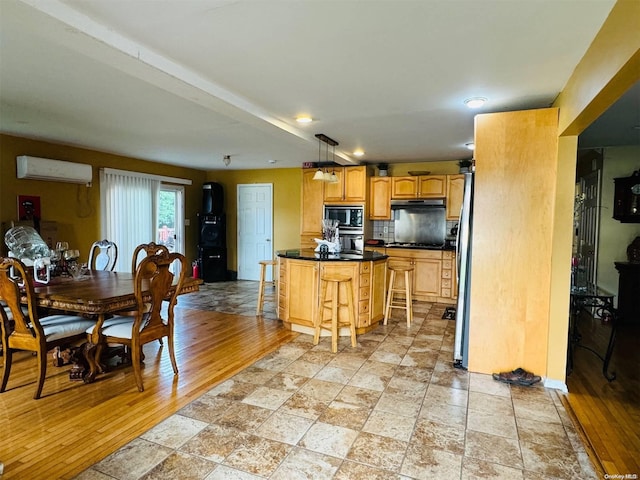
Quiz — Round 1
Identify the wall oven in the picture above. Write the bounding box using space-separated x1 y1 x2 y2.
323 205 364 233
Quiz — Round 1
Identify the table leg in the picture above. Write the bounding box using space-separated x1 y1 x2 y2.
602 318 618 382
83 314 107 383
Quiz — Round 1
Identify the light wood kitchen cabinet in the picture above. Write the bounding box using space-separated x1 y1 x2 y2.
418 175 446 197
385 248 453 302
277 255 387 333
446 174 464 220
324 166 368 203
391 176 418 198
391 175 446 199
441 250 457 299
301 169 324 247
369 177 391 220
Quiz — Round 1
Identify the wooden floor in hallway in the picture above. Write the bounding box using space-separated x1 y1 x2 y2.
564 312 640 477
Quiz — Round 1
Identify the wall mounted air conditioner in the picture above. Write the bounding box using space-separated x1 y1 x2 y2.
16 156 92 185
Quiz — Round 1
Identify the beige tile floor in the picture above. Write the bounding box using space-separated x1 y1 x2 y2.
75 281 596 479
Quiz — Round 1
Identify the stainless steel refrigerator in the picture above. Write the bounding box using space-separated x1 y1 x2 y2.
454 171 474 369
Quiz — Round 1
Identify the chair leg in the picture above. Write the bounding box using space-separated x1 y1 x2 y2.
167 330 178 375
346 281 357 348
34 350 47 399
131 341 144 392
256 263 266 315
384 270 396 325
0 349 12 392
331 282 339 353
314 279 328 346
405 270 412 327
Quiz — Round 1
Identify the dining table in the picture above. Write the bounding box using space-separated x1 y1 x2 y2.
31 269 202 383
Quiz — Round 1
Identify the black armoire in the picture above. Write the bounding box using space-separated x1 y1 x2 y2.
199 182 227 282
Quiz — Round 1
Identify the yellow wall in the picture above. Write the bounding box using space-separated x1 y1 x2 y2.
0 134 207 263
548 0 640 384
204 168 302 272
386 161 460 176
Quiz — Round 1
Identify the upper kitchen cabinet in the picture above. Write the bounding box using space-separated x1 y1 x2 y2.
446 174 464 220
392 175 446 199
324 166 368 203
301 169 324 248
369 177 391 220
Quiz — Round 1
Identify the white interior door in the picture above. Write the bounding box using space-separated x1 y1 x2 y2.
237 184 273 281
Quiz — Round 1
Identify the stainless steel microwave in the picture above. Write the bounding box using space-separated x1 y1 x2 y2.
323 205 364 233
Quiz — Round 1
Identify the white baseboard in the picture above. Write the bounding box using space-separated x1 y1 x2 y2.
544 377 568 393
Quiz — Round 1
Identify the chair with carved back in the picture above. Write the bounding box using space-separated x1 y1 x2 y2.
0 257 97 399
86 251 187 392
125 243 172 347
131 242 170 274
88 239 118 271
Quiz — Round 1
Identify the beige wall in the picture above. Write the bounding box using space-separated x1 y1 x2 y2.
0 134 207 263
599 146 640 298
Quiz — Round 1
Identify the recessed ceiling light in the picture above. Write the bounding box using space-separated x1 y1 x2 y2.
465 142 475 150
268 159 277 164
296 115 313 124
464 97 487 109
353 149 365 157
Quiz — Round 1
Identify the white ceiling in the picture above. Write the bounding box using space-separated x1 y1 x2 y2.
0 0 629 172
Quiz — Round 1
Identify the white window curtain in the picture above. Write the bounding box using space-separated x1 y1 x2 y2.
100 169 160 272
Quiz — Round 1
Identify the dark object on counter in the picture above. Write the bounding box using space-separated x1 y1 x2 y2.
450 223 458 236
492 368 541 386
627 236 640 263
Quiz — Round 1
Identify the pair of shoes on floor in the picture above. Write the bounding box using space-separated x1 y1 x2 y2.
492 367 541 386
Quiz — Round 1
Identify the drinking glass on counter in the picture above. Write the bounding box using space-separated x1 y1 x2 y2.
63 249 80 264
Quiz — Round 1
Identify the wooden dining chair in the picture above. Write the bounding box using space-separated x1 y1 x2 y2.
131 242 170 274
125 243 172 346
0 257 97 399
87 251 187 392
88 239 118 271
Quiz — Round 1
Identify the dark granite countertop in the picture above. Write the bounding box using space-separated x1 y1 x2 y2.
276 249 388 262
384 243 456 251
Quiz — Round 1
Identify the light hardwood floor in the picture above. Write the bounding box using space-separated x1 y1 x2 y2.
0 307 297 480
563 313 640 477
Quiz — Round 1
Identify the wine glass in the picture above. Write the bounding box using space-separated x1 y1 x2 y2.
56 241 69 253
64 249 80 264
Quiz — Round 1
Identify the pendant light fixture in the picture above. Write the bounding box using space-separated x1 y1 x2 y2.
313 133 339 182
328 143 339 183
312 137 325 180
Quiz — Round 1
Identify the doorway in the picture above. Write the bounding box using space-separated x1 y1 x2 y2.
237 184 273 281
158 185 185 274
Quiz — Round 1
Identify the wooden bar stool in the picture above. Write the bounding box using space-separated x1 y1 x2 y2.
256 260 277 315
384 265 414 327
314 274 357 353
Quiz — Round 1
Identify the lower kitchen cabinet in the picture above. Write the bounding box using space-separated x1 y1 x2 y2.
385 248 456 304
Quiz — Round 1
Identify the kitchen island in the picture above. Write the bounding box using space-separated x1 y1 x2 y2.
276 249 388 336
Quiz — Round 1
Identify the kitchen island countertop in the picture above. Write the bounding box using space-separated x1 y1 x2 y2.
276 249 388 261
